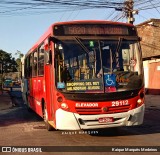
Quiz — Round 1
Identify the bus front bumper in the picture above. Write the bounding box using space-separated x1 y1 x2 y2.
55 104 145 130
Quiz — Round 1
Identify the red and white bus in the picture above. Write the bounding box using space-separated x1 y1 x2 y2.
22 20 145 131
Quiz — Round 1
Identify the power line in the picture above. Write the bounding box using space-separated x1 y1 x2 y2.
0 0 124 15
0 0 160 25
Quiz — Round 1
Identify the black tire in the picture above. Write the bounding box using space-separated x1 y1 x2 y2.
43 104 54 131
27 106 33 112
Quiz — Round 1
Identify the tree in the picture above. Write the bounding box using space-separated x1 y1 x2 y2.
0 49 18 73
15 50 24 74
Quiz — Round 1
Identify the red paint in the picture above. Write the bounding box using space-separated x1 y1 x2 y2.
25 20 144 129
148 62 160 95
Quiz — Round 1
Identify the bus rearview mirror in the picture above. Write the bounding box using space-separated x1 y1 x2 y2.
45 50 52 65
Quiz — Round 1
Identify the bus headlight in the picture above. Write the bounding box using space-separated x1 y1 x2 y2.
61 103 68 109
137 89 145 107
137 99 143 107
137 99 142 104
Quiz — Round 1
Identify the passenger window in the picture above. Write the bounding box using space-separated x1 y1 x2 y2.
29 54 33 77
32 51 38 77
38 44 44 76
25 56 30 78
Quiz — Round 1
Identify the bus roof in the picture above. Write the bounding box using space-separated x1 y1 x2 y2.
52 20 133 27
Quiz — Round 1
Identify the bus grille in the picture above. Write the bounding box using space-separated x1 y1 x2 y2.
75 105 130 115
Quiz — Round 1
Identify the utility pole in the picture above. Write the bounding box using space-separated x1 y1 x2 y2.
115 0 138 24
125 0 136 24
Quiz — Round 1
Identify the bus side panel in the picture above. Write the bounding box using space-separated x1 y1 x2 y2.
29 78 37 113
45 65 54 121
28 77 43 117
37 76 45 117
33 76 43 117
28 78 33 108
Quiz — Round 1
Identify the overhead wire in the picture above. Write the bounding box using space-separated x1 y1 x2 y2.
0 0 160 23
0 0 124 15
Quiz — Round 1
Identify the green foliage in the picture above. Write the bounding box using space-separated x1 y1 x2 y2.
15 50 24 72
0 49 18 73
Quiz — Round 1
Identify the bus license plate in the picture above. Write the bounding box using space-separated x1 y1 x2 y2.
98 117 113 123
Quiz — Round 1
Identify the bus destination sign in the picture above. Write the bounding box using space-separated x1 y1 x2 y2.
53 24 133 36
66 81 102 91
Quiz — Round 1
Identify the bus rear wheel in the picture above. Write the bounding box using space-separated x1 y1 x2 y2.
43 104 54 131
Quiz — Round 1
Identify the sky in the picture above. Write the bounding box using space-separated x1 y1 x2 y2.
0 2 160 59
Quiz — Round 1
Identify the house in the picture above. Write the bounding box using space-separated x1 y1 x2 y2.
136 19 160 95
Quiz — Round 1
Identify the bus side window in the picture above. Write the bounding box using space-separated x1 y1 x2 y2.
32 50 38 77
25 56 29 78
38 44 44 76
29 54 33 77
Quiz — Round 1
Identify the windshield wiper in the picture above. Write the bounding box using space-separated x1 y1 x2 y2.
74 37 95 63
112 37 123 71
74 37 90 54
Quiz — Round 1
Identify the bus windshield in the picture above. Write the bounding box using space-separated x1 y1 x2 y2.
55 38 143 93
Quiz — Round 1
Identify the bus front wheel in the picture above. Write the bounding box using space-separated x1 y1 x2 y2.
43 104 54 131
